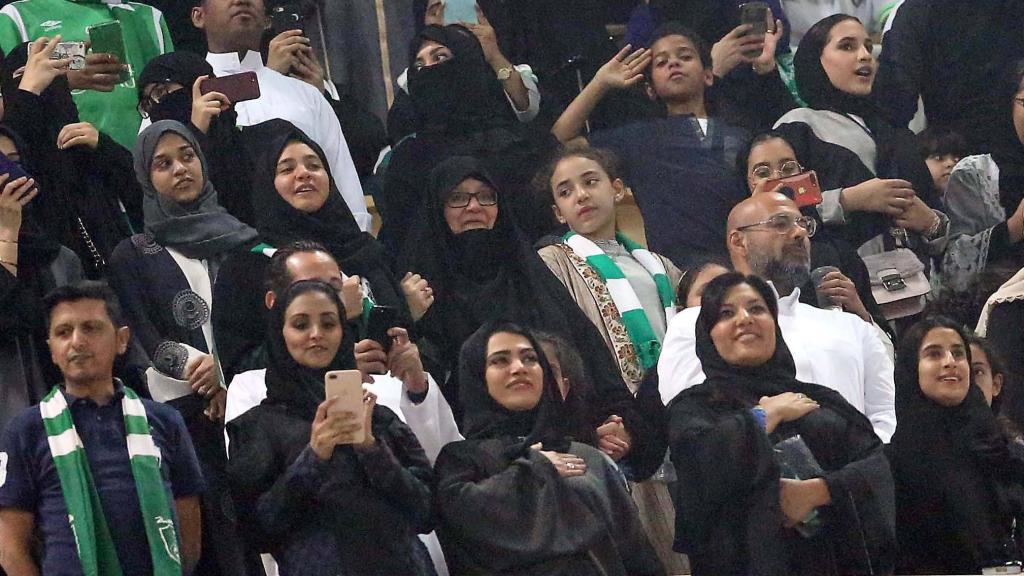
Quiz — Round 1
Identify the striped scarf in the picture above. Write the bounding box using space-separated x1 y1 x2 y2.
563 231 675 370
40 385 182 576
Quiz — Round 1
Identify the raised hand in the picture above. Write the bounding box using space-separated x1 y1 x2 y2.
594 44 652 92
19 36 70 95
190 76 231 134
0 174 37 234
401 272 434 322
266 29 310 75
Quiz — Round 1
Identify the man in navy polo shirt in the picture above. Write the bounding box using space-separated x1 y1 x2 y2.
0 281 203 575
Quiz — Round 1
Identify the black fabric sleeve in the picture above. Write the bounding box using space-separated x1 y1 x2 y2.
713 68 798 133
667 405 777 554
872 0 928 128
92 132 144 232
212 251 271 383
356 407 434 533
434 441 603 572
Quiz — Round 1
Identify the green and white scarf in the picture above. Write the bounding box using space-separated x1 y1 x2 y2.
563 231 676 370
40 385 182 576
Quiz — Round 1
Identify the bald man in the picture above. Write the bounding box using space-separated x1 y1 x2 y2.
658 193 896 441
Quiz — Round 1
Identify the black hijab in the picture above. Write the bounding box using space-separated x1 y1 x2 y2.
457 321 571 454
688 272 873 427
0 124 61 268
137 51 216 125
246 119 403 302
401 156 640 445
263 280 357 421
134 120 257 260
794 14 937 206
406 24 515 136
889 316 1024 481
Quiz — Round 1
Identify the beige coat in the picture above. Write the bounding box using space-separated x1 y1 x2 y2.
538 243 683 391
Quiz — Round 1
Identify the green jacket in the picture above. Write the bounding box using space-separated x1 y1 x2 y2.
0 0 173 149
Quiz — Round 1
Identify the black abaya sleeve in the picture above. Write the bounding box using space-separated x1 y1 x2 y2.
212 250 271 384
434 440 610 573
667 398 778 557
91 132 144 232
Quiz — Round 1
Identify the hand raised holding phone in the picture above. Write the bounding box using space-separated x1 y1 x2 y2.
20 36 70 95
190 75 231 135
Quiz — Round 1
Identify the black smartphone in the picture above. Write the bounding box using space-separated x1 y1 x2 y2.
0 153 31 182
739 2 770 35
363 305 399 353
268 3 307 37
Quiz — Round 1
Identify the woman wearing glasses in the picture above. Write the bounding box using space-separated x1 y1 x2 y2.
740 131 891 336
399 156 660 472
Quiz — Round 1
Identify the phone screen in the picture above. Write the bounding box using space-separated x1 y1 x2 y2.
445 0 479 24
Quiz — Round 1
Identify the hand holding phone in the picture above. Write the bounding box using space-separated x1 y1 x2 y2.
765 170 823 208
199 72 261 104
309 366 370 457
87 21 130 83
363 305 399 354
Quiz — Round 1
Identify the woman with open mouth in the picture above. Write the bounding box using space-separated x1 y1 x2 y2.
888 315 1024 573
773 14 947 275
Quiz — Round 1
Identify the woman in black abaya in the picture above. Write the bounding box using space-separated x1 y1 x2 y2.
774 14 944 256
379 23 556 253
667 272 895 575
888 316 1024 574
433 320 662 575
212 119 405 383
401 156 664 477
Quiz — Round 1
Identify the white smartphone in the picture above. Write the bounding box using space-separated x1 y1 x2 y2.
324 370 365 444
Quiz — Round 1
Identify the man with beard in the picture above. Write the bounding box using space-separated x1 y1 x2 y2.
658 192 896 441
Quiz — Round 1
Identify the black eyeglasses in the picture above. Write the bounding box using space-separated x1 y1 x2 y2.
751 160 803 181
137 83 181 119
735 213 817 237
446 189 498 208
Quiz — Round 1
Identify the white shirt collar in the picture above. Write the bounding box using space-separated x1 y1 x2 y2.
766 281 801 316
205 50 264 75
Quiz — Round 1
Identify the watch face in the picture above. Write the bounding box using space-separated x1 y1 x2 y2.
497 67 513 80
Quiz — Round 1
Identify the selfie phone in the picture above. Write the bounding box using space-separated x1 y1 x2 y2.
739 1 769 57
199 72 261 104
766 170 823 208
87 20 130 83
324 370 366 444
50 41 86 70
363 305 399 355
268 3 307 37
0 153 31 183
446 0 479 24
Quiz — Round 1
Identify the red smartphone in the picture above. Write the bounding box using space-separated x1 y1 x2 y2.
324 370 365 444
766 170 823 208
199 72 260 104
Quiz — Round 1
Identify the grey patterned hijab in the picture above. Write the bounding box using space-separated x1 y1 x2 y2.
134 120 257 260
940 155 1005 292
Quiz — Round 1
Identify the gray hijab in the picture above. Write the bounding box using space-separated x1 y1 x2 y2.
134 120 256 260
